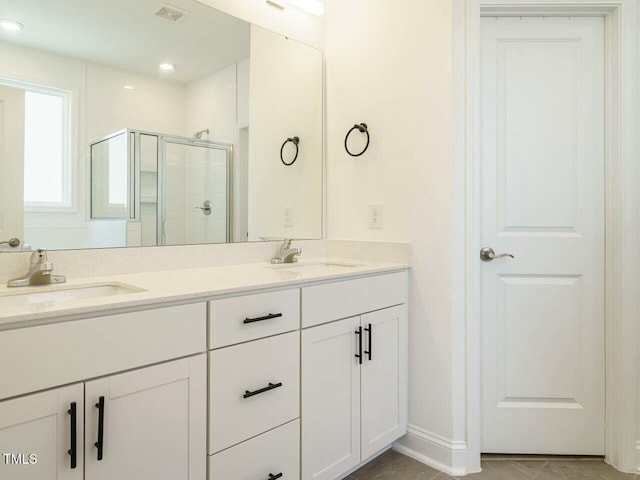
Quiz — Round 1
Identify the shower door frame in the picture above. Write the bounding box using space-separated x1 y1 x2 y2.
158 135 233 246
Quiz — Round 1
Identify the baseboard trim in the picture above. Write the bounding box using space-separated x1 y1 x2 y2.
393 425 470 476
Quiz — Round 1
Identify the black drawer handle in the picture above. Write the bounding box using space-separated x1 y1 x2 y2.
269 474 283 480
243 382 283 399
364 323 372 361
244 313 283 324
355 326 363 364
67 402 77 469
95 396 105 461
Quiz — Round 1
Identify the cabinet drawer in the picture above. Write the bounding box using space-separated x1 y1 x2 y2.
209 420 299 480
209 289 299 349
209 331 300 454
0 303 206 400
302 271 407 327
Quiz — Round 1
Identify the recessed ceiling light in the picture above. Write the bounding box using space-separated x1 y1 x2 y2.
159 63 175 72
0 19 24 32
123 85 135 90
287 0 324 16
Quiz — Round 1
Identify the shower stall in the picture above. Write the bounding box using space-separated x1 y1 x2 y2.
90 129 232 247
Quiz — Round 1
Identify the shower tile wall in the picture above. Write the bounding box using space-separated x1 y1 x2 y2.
185 58 250 244
185 150 228 244
164 144 229 246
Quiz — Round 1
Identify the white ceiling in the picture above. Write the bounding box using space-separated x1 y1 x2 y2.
0 0 250 84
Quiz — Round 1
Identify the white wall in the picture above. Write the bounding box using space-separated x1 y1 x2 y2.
196 0 324 49
324 0 457 457
248 25 323 241
86 63 185 140
185 64 237 143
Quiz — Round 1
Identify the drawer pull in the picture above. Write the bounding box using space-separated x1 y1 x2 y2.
364 323 372 361
243 313 283 324
243 382 283 399
67 402 77 469
95 396 105 461
268 474 283 480
355 326 363 364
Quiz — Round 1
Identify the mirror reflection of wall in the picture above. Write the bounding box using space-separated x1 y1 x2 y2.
0 0 322 251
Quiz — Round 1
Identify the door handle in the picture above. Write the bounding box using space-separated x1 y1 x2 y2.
95 396 105 461
67 402 77 469
364 323 372 361
480 247 514 262
195 200 212 215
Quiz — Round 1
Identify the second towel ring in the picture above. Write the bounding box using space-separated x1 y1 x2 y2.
344 123 370 157
280 137 300 166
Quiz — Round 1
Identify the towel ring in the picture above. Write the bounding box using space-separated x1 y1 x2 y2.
280 137 300 166
344 123 369 157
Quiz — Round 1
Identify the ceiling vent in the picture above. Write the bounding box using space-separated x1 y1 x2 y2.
152 4 190 23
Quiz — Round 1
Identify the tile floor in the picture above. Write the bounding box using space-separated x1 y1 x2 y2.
347 450 639 480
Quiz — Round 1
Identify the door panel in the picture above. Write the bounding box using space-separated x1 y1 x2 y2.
481 17 605 454
0 384 83 480
85 355 206 480
302 316 361 480
361 305 407 459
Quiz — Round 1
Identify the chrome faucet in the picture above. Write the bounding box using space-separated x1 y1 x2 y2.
271 239 302 264
8 249 66 287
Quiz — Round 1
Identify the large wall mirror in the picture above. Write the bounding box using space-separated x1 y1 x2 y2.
0 0 323 251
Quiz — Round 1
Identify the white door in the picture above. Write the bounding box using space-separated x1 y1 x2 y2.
0 384 83 480
85 355 207 480
0 85 25 245
302 316 361 480
361 305 407 459
480 17 605 454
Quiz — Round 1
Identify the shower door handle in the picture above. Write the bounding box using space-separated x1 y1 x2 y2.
195 200 212 215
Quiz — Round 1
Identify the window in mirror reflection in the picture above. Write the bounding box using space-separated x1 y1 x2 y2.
23 88 71 208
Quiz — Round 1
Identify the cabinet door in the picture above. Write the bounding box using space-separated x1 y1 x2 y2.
301 316 361 480
0 384 83 480
361 305 408 459
85 355 206 480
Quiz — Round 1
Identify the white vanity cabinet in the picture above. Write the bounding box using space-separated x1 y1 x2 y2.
0 266 408 480
301 274 408 480
84 355 206 480
207 288 301 480
0 302 207 480
0 384 84 480
0 355 206 480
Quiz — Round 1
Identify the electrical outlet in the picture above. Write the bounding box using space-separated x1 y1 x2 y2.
284 206 293 228
368 204 382 229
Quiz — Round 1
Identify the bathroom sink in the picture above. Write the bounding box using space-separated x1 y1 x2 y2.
0 283 145 309
270 261 362 274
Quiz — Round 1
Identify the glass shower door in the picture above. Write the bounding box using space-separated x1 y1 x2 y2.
160 139 231 246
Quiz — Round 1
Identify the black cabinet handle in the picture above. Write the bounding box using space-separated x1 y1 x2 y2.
67 402 77 469
243 313 283 324
95 396 105 461
355 326 363 364
364 323 372 361
268 474 283 480
243 382 283 399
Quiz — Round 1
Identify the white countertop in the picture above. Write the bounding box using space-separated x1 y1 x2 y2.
0 258 408 329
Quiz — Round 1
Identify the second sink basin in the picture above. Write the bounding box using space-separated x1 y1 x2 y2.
0 283 145 309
